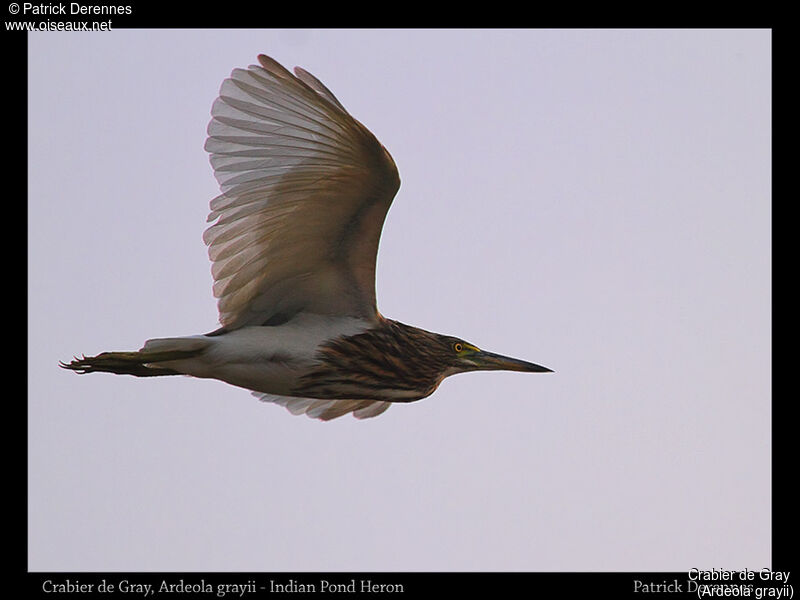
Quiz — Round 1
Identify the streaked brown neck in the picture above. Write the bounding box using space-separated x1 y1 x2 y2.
292 318 450 402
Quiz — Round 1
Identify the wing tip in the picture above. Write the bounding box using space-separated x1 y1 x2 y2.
256 54 293 79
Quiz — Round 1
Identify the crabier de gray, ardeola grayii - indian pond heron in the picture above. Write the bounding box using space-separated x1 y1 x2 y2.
61 54 552 421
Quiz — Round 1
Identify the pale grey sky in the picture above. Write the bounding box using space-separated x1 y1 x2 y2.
28 29 771 571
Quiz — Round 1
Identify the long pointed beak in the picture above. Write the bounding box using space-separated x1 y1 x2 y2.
471 350 553 373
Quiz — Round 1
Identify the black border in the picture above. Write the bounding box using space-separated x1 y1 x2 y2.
13 14 780 598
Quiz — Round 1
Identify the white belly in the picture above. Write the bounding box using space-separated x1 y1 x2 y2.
157 314 371 395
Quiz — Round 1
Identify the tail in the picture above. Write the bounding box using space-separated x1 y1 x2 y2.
60 337 208 378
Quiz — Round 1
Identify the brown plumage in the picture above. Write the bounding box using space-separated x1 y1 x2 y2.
294 319 460 402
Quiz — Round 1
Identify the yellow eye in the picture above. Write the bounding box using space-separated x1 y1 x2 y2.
453 342 463 353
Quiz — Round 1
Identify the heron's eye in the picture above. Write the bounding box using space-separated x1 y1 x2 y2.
453 342 463 353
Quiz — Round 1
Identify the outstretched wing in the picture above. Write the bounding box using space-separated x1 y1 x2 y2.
204 55 400 330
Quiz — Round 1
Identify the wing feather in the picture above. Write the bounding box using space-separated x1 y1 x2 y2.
204 55 400 329
252 392 391 421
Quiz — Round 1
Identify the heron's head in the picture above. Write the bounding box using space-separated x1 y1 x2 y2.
433 334 553 378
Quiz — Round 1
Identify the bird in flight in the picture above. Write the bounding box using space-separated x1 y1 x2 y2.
61 54 551 420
